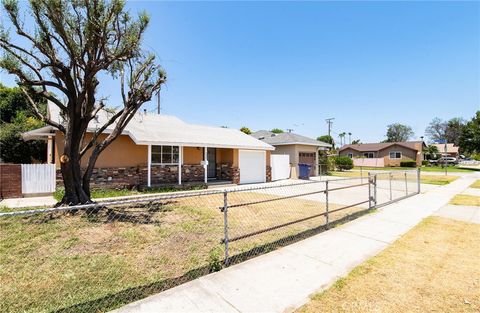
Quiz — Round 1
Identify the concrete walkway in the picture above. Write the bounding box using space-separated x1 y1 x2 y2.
434 204 480 224
113 172 480 313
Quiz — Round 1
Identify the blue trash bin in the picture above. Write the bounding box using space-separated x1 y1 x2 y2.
298 163 312 180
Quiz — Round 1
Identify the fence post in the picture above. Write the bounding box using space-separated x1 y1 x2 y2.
373 174 377 207
417 168 421 194
223 191 229 266
404 172 408 196
389 172 393 201
325 180 329 229
368 172 372 210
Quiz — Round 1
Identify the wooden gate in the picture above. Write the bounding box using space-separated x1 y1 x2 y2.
21 164 56 194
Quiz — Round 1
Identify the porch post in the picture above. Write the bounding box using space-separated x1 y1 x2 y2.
178 146 183 185
147 144 152 187
204 147 208 183
47 136 53 164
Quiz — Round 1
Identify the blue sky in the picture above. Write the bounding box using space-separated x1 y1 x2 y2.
1 1 479 144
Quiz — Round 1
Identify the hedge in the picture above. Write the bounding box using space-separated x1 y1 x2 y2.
334 156 354 171
400 160 417 167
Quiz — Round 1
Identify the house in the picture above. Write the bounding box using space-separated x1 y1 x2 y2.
338 141 426 167
432 143 459 158
23 102 274 188
251 130 331 178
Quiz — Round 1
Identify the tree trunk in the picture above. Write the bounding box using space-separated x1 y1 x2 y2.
58 117 91 205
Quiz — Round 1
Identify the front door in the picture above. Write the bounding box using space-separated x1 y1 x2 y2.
299 152 316 176
207 148 216 178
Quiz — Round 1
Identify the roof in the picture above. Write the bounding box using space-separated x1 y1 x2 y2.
432 143 459 154
23 102 274 151
339 141 425 152
251 130 332 148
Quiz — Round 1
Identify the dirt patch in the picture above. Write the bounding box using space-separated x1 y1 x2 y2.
297 216 480 313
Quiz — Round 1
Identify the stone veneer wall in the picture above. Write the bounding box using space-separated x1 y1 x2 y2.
56 164 206 189
266 165 272 182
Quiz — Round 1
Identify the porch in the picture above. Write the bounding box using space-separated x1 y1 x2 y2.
147 146 240 187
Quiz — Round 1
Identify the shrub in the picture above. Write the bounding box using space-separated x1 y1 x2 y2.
421 160 429 166
400 160 417 167
334 156 354 171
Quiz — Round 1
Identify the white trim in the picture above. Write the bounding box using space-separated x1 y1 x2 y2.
178 146 183 185
271 142 331 148
204 147 208 183
147 145 152 187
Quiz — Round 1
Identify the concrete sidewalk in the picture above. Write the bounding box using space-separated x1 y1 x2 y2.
113 172 480 313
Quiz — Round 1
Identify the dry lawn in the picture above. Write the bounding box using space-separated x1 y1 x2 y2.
298 216 480 313
449 194 480 206
0 191 363 313
470 180 480 189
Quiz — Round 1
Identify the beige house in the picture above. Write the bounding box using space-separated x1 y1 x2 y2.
432 143 459 158
251 130 331 178
339 141 426 167
24 102 274 188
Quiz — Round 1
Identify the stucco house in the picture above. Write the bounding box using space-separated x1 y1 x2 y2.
251 130 331 178
23 102 274 188
338 141 426 167
432 143 459 158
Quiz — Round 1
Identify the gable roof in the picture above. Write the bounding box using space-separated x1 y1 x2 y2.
432 143 459 154
251 130 331 148
23 102 274 151
339 141 425 152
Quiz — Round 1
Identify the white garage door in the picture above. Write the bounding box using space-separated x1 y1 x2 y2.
239 150 266 184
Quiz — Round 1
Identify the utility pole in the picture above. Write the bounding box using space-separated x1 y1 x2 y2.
325 118 334 137
287 128 293 133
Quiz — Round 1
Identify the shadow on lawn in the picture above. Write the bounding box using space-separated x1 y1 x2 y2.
54 207 371 313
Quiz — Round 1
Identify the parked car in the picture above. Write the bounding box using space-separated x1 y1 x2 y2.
437 157 458 165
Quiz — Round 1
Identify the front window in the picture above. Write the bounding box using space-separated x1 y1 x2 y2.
363 152 374 158
389 151 402 159
152 145 180 164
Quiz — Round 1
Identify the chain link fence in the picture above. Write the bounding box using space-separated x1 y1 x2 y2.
0 170 420 312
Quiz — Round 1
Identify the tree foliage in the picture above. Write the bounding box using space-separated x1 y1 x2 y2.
458 111 480 154
317 135 334 148
385 123 414 142
0 0 166 204
0 83 46 163
423 144 439 160
425 117 465 145
240 126 251 135
271 128 284 134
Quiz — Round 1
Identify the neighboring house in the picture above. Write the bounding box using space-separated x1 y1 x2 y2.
432 143 459 158
23 102 274 188
339 141 426 167
251 130 331 178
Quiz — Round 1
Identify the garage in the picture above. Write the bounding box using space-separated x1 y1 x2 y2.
239 150 266 184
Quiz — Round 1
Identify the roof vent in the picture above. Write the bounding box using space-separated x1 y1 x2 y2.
271 133 277 137
259 136 265 140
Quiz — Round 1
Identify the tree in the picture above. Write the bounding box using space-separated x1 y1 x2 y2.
0 84 46 163
459 111 480 154
271 128 284 134
240 126 251 135
351 139 361 144
317 135 334 148
425 117 447 142
425 117 465 145
1 0 166 204
338 132 346 146
385 123 414 142
423 144 439 160
445 117 465 146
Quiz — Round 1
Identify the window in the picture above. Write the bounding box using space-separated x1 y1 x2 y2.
348 153 353 158
363 152 374 158
389 151 402 159
151 145 180 164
